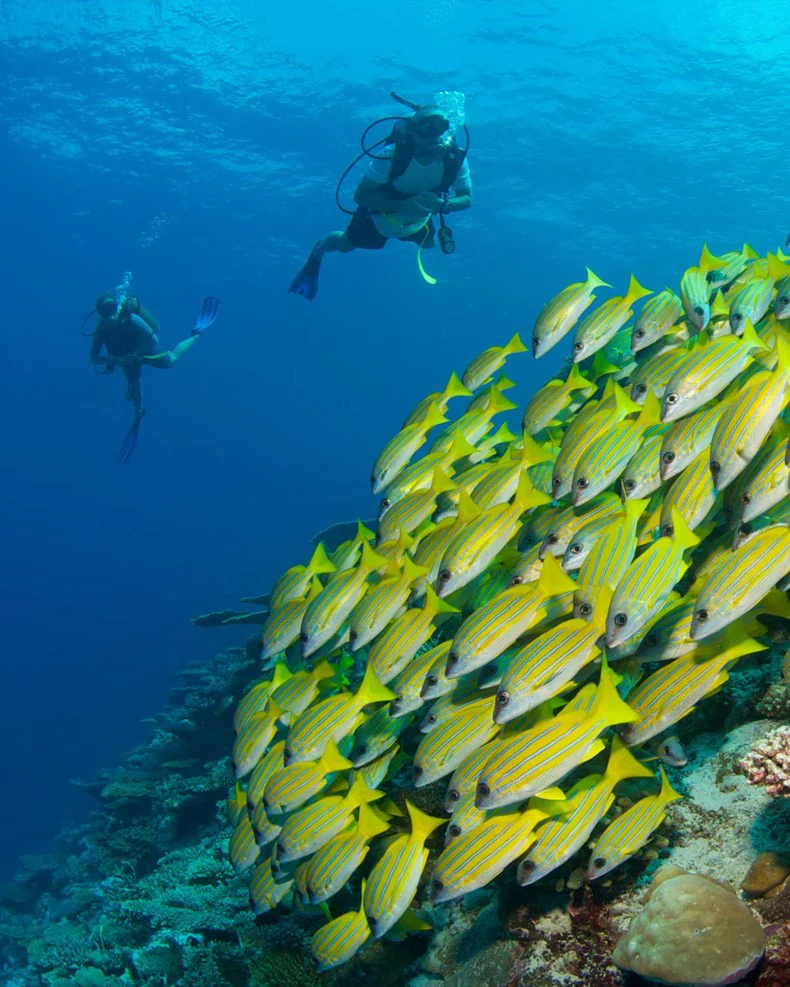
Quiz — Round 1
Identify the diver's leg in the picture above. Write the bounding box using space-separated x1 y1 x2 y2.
124 364 144 417
314 230 357 257
170 337 198 362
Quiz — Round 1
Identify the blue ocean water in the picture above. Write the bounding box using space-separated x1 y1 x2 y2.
0 0 786 883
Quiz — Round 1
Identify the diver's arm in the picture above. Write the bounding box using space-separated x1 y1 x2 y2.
354 176 415 213
89 334 109 366
128 314 158 358
443 159 473 212
442 191 471 213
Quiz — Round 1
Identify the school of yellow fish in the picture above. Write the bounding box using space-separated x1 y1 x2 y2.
229 242 790 972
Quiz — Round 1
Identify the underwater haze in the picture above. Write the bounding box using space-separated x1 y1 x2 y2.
0 0 788 883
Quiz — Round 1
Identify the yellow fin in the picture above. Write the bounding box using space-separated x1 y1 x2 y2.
424 584 460 616
669 508 701 550
656 765 683 807
344 774 384 812
604 735 654 783
534 786 566 801
537 551 577 598
360 540 389 573
443 371 472 402
740 317 769 353
405 800 446 843
355 664 397 706
591 657 639 729
513 469 551 512
585 267 611 290
308 542 336 576
624 274 652 304
319 738 353 775
430 466 457 497
357 802 391 841
503 332 528 357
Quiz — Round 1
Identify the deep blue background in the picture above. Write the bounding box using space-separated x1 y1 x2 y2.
1 0 787 880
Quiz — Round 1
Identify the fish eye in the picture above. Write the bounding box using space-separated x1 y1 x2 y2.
356 742 368 754
349 630 358 642
696 608 709 623
694 306 704 317
368 916 377 929
613 612 628 628
438 569 451 584
447 652 459 667
593 855 606 869
636 383 646 395
496 691 510 707
574 341 584 352
432 879 444 894
661 523 674 537
391 696 402 705
634 329 645 339
732 312 743 324
580 603 592 616
413 765 423 778
781 296 790 306
370 474 377 486
576 477 588 489
665 393 679 405
299 632 308 643
427 714 437 725
381 497 391 509
448 788 460 802
570 543 582 554
426 675 438 687
742 493 751 505
521 859 536 872
476 782 490 798
662 451 675 464
623 479 636 492
547 533 558 544
448 825 461 838
552 476 562 489
710 461 721 475
511 575 523 585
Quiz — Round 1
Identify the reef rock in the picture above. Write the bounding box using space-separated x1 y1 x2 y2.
612 865 765 986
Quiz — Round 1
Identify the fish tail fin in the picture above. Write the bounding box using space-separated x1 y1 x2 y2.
741 317 769 353
486 384 518 415
420 400 449 433
345 774 385 812
604 735 654 783
537 550 578 597
773 326 790 377
312 659 339 683
669 508 701 550
657 765 683 806
757 588 790 620
447 427 478 461
585 267 611 290
424 584 460 616
591 350 622 380
443 371 473 402
519 432 553 466
743 243 758 260
405 799 445 843
636 390 661 429
430 466 457 497
309 542 336 576
625 274 652 303
513 469 552 512
700 243 725 272
718 633 768 663
589 584 615 633
402 555 430 584
503 332 528 357
591 656 639 728
767 252 790 283
320 738 353 774
360 540 389 574
496 372 517 392
271 661 293 690
355 519 377 544
456 489 482 524
612 381 643 418
566 362 595 394
355 664 397 706
357 802 391 841
307 574 325 600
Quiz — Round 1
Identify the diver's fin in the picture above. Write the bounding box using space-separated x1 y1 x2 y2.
289 243 322 302
193 296 220 334
119 410 145 464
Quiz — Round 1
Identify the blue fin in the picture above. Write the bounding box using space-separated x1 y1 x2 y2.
289 245 322 302
193 296 219 334
119 410 145 463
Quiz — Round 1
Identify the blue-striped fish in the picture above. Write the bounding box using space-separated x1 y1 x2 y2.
250 800 282 849
389 641 452 717
541 493 623 559
350 705 412 766
462 333 528 391
586 767 682 880
310 882 370 972
622 636 766 746
274 775 383 864
433 384 516 455
509 543 544 586
402 371 471 428
659 399 731 482
300 541 389 657
284 664 396 766
363 800 445 938
445 552 577 678
572 275 652 363
371 401 447 495
691 524 790 640
728 253 790 333
303 803 391 905
233 700 283 779
349 556 428 652
444 735 512 810
262 579 322 662
476 661 637 810
471 437 553 510
659 449 719 538
660 319 768 423
517 737 653 886
229 810 260 874
377 468 457 545
249 859 293 915
436 472 550 598
737 427 790 523
246 740 287 811
234 663 292 732
606 509 700 649
419 641 455 700
533 268 610 358
522 364 596 434
679 243 726 330
431 803 555 902
263 739 352 816
270 659 338 724
629 343 689 405
270 542 336 611
631 288 684 352
413 696 500 787
369 587 458 686
621 430 667 499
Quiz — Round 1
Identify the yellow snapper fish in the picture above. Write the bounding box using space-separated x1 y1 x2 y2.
234 663 291 732
377 468 457 545
444 734 516 810
371 400 447 495
284 663 396 766
629 343 690 405
493 591 610 724
522 364 596 434
586 766 682 880
419 641 455 700
310 881 370 972
621 429 668 500
660 319 768 423
444 790 493 845
274 775 383 864
470 434 553 510
300 541 389 658
691 523 790 640
709 332 790 490
270 659 340 725
631 288 684 352
269 542 335 611
419 684 496 733
330 520 376 573
658 449 719 538
248 859 292 915
727 253 790 333
413 695 500 787
356 744 401 791
246 740 287 812
738 430 790 523
369 587 458 686
571 393 661 506
633 593 762 662
710 242 758 288
402 371 471 428
476 660 637 810
445 552 577 678
461 332 527 391
532 267 611 359
436 472 550 597
560 505 632 572
303 803 391 905
263 738 352 816
509 542 544 586
261 578 323 662
430 803 558 903
606 509 700 649
233 699 283 779
659 398 732 482
350 705 411 767
389 639 457 717
517 736 653 886
349 556 428 652
571 275 652 363
432 384 517 457
470 421 521 464
363 800 445 938
229 810 260 874
541 492 624 557
250 799 282 849
622 636 766 747
679 243 726 330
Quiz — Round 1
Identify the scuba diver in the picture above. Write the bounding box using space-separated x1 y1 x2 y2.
86 291 219 462
289 92 472 301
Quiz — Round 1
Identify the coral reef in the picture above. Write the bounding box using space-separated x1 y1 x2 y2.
741 725 790 797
